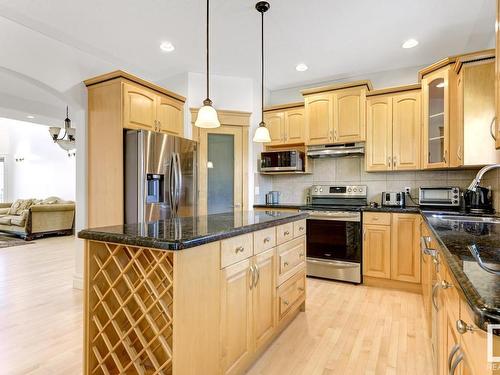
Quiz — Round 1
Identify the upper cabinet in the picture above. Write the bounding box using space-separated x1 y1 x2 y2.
366 85 421 172
157 94 184 136
123 83 157 131
302 81 371 145
263 104 305 146
421 65 453 169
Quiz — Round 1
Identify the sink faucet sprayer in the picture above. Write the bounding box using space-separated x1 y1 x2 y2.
467 164 500 191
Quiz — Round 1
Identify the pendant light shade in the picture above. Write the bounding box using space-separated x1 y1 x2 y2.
195 0 220 128
253 1 271 143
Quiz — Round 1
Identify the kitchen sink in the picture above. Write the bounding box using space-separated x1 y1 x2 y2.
432 214 500 224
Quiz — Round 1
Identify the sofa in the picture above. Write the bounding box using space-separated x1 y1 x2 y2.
0 197 75 240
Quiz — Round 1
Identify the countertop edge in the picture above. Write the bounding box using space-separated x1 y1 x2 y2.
78 212 309 250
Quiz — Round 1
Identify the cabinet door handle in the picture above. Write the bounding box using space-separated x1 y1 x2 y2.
387 156 392 168
263 237 271 243
284 231 290 236
298 287 304 292
235 246 244 254
457 146 462 161
283 300 290 306
249 265 255 290
393 156 397 167
284 261 289 267
456 319 475 334
431 282 440 310
363 230 366 241
449 352 463 375
444 149 448 164
254 264 260 287
447 345 460 372
490 117 497 141
298 226 304 232
334 129 338 141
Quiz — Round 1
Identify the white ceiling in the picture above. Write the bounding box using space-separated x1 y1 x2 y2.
0 0 496 91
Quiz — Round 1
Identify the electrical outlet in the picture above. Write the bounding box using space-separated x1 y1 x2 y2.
404 187 411 194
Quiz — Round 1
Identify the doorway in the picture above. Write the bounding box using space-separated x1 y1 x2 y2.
0 155 6 203
192 109 250 216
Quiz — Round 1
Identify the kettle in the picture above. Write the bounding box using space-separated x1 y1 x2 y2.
265 191 281 205
464 186 494 214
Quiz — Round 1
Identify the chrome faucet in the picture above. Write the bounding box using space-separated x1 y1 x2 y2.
467 164 500 191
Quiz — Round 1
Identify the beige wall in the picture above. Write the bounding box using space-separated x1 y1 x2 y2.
260 157 485 206
481 169 500 212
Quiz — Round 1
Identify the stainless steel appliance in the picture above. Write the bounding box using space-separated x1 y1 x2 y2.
265 191 281 205
300 184 367 283
307 142 364 158
419 187 460 207
124 130 197 223
381 191 405 207
260 150 304 172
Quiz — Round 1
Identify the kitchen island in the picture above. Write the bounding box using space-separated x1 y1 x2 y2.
78 210 308 375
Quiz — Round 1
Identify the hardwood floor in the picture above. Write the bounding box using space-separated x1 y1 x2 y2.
0 237 432 375
0 236 83 375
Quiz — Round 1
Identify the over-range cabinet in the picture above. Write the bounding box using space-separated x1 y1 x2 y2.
124 130 197 223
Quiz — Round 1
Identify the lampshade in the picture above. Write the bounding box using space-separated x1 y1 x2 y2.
253 123 271 143
195 103 221 128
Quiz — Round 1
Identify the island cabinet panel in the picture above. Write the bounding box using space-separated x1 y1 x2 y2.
391 214 421 283
277 270 306 320
252 248 277 350
123 82 157 131
277 236 306 286
362 224 391 279
220 258 254 375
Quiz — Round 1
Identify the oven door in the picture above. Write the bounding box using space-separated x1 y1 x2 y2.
306 219 361 263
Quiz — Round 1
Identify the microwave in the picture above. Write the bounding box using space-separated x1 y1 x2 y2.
260 150 304 172
419 187 460 207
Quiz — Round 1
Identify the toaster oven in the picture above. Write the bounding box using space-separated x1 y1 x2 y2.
419 187 460 207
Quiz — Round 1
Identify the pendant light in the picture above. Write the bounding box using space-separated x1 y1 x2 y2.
253 1 271 143
195 0 220 128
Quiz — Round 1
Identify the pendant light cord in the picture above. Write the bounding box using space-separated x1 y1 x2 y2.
206 0 210 100
261 10 264 124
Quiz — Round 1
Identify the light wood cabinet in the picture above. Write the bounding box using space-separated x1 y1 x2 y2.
303 82 371 146
363 224 391 279
363 212 421 285
157 94 184 136
263 105 305 146
366 86 421 172
391 213 421 283
220 258 254 375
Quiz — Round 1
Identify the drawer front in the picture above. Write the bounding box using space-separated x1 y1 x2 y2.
253 227 276 255
363 212 391 226
277 236 306 285
276 222 294 245
293 219 307 238
221 233 253 269
277 270 306 320
443 266 460 323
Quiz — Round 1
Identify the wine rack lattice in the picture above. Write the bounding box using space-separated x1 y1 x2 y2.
87 242 174 375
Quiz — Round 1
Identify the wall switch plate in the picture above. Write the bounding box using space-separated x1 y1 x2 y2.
404 187 411 194
254 186 260 195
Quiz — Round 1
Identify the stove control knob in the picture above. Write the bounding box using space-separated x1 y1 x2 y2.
353 188 357 192
319 188 323 192
359 187 364 193
348 188 352 192
314 188 318 192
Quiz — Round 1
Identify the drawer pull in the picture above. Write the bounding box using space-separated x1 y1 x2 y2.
299 253 304 258
284 262 289 267
298 287 304 292
283 300 289 306
235 246 245 254
456 319 475 334
372 217 379 221
298 226 304 231
284 231 290 236
263 237 271 243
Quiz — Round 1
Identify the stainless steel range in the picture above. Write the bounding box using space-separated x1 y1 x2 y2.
300 185 367 283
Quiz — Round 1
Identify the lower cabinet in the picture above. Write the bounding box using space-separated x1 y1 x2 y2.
362 212 421 284
220 227 306 375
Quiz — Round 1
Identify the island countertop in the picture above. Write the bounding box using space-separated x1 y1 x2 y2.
78 210 308 250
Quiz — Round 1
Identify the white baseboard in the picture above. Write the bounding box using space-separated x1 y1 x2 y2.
73 274 83 290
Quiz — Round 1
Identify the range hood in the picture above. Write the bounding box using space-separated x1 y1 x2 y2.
307 143 365 158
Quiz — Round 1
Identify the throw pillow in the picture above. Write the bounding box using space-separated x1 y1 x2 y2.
41 196 60 204
8 199 34 215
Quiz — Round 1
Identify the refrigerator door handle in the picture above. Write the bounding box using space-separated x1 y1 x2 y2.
169 153 176 214
175 153 182 214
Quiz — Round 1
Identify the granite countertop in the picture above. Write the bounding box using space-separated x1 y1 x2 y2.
78 211 308 250
253 203 304 209
422 212 500 330
361 206 421 214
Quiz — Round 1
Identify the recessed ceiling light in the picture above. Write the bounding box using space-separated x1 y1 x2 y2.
160 41 175 52
296 63 308 72
436 82 446 88
26 115 35 119
402 38 419 49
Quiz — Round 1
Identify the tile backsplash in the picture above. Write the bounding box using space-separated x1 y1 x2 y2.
256 156 497 208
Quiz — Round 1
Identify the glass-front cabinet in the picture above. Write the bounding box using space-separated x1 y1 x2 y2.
422 68 450 168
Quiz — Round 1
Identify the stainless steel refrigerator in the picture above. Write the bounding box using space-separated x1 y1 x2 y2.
124 130 197 223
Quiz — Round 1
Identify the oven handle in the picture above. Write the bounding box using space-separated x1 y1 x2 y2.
307 258 361 268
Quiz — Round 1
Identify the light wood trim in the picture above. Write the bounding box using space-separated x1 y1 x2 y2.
363 212 391 225
87 80 124 227
453 49 495 74
363 276 422 294
418 56 458 81
190 108 251 128
264 102 304 112
84 70 186 102
366 84 421 97
301 79 373 95
173 242 220 375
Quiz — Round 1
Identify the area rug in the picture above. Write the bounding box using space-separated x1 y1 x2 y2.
0 235 33 248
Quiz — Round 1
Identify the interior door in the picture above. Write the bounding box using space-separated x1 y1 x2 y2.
366 96 392 171
392 91 421 170
198 126 244 215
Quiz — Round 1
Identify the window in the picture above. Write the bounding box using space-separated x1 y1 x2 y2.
0 156 5 203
